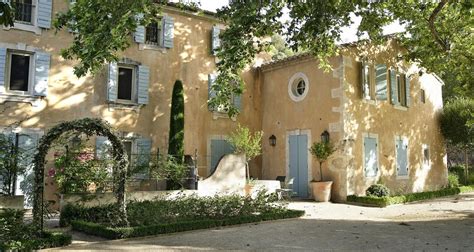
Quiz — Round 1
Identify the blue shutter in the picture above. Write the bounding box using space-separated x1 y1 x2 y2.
405 75 411 107
95 136 111 159
361 62 370 99
17 133 39 205
162 16 174 48
208 74 217 111
135 137 152 178
0 48 6 92
34 52 50 96
396 138 408 176
211 26 220 55
134 14 145 43
364 137 378 177
233 94 241 112
375 64 387 100
37 0 52 29
137 65 149 105
107 62 118 102
390 69 398 105
210 139 233 174
68 0 77 33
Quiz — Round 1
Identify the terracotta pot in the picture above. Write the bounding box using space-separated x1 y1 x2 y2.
244 184 254 196
311 181 333 202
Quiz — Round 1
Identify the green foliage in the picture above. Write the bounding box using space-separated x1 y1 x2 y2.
54 0 160 77
150 155 189 189
0 2 14 27
268 34 295 60
447 172 460 188
440 97 474 149
61 191 285 228
227 124 263 162
366 184 391 197
0 134 28 196
71 209 305 239
309 140 335 181
168 81 185 159
347 185 474 207
0 209 71 250
51 142 111 194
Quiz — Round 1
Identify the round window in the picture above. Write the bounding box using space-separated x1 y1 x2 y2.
288 73 309 102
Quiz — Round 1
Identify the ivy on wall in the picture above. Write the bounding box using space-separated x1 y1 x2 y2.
32 118 129 232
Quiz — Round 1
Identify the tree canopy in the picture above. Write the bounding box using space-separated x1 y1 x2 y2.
1 0 471 115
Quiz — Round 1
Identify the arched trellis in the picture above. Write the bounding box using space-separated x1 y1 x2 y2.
32 118 129 232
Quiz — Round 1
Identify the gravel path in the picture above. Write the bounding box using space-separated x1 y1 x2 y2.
44 192 474 251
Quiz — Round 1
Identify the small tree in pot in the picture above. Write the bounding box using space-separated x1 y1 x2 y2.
309 140 335 202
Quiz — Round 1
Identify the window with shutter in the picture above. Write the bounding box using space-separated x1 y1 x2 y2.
364 136 378 178
375 64 387 100
107 62 149 105
211 26 221 55
145 20 162 45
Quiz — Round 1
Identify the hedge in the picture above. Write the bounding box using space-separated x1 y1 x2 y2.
71 209 305 239
0 231 72 251
347 185 474 207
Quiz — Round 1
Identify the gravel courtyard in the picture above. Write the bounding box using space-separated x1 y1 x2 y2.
45 192 474 251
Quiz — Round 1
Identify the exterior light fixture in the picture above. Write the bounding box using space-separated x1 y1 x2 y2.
269 135 276 146
321 130 330 143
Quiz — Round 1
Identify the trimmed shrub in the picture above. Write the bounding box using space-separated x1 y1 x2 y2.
71 209 305 239
366 184 390 197
0 208 71 250
447 172 460 188
348 185 474 207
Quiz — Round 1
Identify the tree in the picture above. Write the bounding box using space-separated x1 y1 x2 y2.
309 141 336 182
39 0 471 116
168 81 185 160
0 2 14 27
268 34 294 60
227 125 263 180
439 97 474 184
0 134 26 196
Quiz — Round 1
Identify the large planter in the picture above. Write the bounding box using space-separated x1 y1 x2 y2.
311 181 333 202
244 184 254 197
0 195 24 209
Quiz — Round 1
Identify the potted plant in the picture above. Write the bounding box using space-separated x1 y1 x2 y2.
228 124 263 195
309 140 335 202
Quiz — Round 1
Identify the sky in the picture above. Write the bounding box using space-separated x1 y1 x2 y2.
177 0 404 44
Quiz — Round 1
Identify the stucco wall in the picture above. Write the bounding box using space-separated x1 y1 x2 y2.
259 56 344 201
341 41 447 197
0 1 261 205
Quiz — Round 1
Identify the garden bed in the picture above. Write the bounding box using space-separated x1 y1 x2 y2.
347 185 474 207
61 192 305 239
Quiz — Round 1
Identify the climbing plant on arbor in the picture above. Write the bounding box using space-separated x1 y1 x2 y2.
32 118 129 232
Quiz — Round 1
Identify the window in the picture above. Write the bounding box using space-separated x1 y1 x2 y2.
13 0 35 24
422 144 430 168
364 135 378 177
117 65 135 101
288 72 309 102
362 62 372 100
420 89 426 103
145 21 161 45
8 52 32 92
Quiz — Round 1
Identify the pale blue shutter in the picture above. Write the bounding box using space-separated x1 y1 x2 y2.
208 74 217 111
405 75 411 107
211 26 220 55
134 14 145 43
396 139 408 176
233 94 241 112
107 62 118 102
17 133 39 206
34 52 50 96
37 0 52 29
390 69 398 105
68 0 77 33
0 48 6 92
137 65 149 105
95 136 111 159
162 16 174 48
375 64 387 100
135 138 152 178
210 139 234 174
364 137 378 177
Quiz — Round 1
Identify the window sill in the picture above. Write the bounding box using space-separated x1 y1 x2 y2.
396 175 409 180
211 111 236 121
108 102 142 112
393 105 408 111
138 43 167 52
3 23 42 35
0 93 43 106
362 98 377 105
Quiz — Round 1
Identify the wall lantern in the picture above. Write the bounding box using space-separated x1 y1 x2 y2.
269 135 277 146
321 130 330 143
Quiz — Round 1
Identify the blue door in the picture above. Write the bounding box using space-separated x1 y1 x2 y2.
289 134 308 198
210 139 234 174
